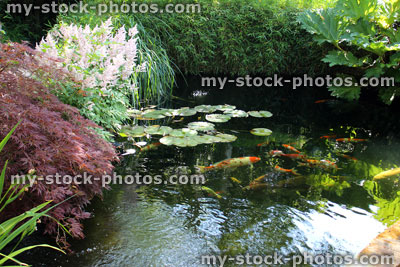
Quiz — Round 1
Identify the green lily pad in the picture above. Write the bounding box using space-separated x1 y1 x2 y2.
169 128 198 137
250 128 273 136
215 133 237 142
120 125 146 137
187 121 215 131
248 111 273 118
160 136 199 147
127 109 143 117
206 114 231 123
174 107 197 116
193 135 222 144
224 109 248 118
158 108 176 117
142 110 166 119
144 125 161 135
194 105 218 113
216 104 236 111
153 126 173 135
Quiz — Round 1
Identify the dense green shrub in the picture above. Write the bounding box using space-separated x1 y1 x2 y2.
298 0 400 104
0 43 118 245
58 0 329 76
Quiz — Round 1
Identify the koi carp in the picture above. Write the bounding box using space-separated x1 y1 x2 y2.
373 168 400 180
196 156 261 173
336 138 367 142
282 144 301 153
140 142 161 152
281 154 307 160
269 150 284 157
274 165 300 176
201 186 222 199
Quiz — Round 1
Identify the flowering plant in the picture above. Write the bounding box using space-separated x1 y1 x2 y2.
37 18 146 136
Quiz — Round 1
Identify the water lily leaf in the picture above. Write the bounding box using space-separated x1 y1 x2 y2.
250 128 273 136
144 125 161 135
127 109 142 117
174 107 197 116
224 109 248 118
215 133 237 142
248 111 273 118
160 136 199 147
187 121 215 131
169 128 198 137
142 110 166 119
206 114 231 123
120 126 146 137
155 126 173 135
216 104 236 111
159 108 176 117
194 105 218 113
193 135 222 144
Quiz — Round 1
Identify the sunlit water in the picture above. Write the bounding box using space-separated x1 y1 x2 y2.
31 81 400 266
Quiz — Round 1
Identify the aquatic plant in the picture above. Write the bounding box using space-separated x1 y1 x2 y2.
37 18 146 136
298 0 400 104
0 42 118 244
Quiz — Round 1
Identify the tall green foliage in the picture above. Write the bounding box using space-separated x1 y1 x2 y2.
298 0 400 104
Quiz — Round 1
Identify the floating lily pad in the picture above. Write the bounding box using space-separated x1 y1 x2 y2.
250 128 272 136
224 109 248 118
142 110 166 119
174 107 197 116
153 126 173 136
144 125 161 135
248 111 273 118
160 136 199 147
206 114 231 123
169 128 198 137
216 104 236 111
193 135 222 144
215 133 238 142
120 126 146 137
194 105 218 113
127 109 142 117
187 121 215 131
158 108 176 117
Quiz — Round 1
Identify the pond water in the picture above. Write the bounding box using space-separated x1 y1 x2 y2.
34 78 400 266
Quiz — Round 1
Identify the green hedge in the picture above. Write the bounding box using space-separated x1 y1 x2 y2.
58 0 330 76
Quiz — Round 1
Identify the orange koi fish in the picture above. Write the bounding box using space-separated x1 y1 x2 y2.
337 153 357 161
282 144 301 153
336 138 367 142
320 160 338 169
274 165 300 176
320 135 337 139
257 141 269 147
196 156 261 173
315 99 329 104
269 150 284 157
298 159 322 167
281 154 307 160
140 142 161 152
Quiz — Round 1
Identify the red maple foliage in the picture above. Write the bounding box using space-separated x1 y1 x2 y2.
0 42 119 245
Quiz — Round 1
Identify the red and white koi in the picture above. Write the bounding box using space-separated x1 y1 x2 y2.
196 156 261 173
274 165 300 176
269 150 284 157
282 144 301 153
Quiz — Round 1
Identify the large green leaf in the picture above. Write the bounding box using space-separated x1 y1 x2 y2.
328 85 361 101
322 51 369 67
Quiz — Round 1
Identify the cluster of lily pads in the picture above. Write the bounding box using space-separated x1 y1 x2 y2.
120 105 273 147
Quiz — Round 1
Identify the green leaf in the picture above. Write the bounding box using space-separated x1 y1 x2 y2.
328 85 361 101
248 111 273 118
250 128 273 136
205 114 231 123
187 122 215 132
322 50 368 67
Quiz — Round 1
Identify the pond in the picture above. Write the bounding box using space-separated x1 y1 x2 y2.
33 78 400 266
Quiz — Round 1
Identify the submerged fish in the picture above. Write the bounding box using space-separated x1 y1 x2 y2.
281 154 307 160
282 144 301 153
196 157 261 172
257 141 269 147
244 183 268 191
201 186 222 199
315 99 329 104
336 138 367 142
274 165 300 176
320 160 339 169
140 142 161 152
320 135 337 139
230 177 242 184
269 150 284 157
373 168 400 180
336 153 357 161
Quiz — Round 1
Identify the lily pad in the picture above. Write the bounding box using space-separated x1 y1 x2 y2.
194 105 218 113
144 125 161 135
142 110 166 119
187 121 215 131
174 107 197 117
160 136 199 147
193 135 222 144
224 109 248 118
120 126 146 137
215 133 238 142
216 104 236 111
206 114 231 123
250 128 273 136
169 128 198 137
152 126 173 136
248 111 273 118
127 109 143 117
